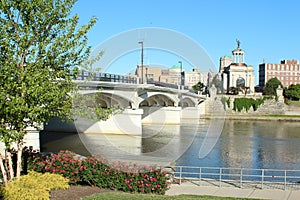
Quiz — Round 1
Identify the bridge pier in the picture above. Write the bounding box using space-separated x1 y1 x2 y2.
181 107 201 119
83 109 143 135
181 103 206 119
0 127 40 155
142 106 181 124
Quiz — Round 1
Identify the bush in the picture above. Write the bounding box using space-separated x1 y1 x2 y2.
30 150 170 195
80 158 169 194
233 97 265 112
3 171 69 200
32 150 81 184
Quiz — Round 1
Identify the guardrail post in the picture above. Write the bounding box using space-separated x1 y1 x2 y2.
284 170 286 190
179 166 182 185
219 168 222 187
240 168 243 188
261 169 264 189
199 167 202 186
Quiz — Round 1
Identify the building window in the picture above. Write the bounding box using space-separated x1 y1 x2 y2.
236 77 245 88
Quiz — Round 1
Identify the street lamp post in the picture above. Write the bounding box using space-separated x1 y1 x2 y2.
178 61 182 87
145 67 148 83
138 41 144 84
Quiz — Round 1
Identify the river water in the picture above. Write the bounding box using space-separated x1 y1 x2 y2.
175 119 300 170
40 119 300 170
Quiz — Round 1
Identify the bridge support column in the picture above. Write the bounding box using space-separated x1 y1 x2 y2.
181 107 201 119
84 109 143 135
142 107 181 124
0 126 40 154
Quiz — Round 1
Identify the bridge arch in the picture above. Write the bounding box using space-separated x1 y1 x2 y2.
179 97 197 107
139 94 175 107
80 91 134 108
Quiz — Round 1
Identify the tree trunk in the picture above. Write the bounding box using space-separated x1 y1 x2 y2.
6 152 14 180
16 141 23 179
0 154 8 187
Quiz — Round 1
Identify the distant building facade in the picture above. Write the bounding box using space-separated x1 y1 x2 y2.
159 65 182 85
184 68 212 88
135 65 211 88
135 65 162 83
258 60 300 90
219 41 255 93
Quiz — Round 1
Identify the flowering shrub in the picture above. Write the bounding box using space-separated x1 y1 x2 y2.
31 150 170 194
32 150 81 184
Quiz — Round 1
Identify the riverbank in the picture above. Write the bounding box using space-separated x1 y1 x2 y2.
200 114 300 121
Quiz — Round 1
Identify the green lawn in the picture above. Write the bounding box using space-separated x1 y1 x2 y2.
286 100 300 107
83 192 256 200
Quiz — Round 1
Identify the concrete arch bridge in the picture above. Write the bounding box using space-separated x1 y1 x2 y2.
46 80 207 135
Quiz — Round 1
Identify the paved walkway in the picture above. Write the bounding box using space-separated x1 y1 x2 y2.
166 181 300 200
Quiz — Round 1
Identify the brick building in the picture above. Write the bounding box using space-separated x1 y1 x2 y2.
258 60 300 91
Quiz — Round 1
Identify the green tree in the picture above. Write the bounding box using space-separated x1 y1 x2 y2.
284 84 300 100
262 77 283 96
0 0 105 184
192 82 205 92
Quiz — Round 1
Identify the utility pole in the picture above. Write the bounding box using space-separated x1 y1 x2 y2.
138 41 144 84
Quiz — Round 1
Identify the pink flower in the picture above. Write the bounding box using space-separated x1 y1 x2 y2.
146 183 151 187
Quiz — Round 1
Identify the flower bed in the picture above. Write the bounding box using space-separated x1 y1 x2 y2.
31 150 170 194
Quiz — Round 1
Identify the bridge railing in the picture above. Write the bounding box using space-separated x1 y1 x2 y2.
72 70 199 94
146 79 191 91
173 166 300 190
73 70 138 84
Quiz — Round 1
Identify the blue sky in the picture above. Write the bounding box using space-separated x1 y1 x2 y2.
72 0 300 84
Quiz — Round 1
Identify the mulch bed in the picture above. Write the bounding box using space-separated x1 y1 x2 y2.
50 185 113 200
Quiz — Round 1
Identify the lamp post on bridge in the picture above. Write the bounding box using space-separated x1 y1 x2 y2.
145 67 148 83
178 61 182 88
138 41 144 84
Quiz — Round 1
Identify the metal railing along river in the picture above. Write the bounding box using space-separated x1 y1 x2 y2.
172 166 300 190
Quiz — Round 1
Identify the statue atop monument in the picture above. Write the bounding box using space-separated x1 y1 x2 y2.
236 39 241 49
